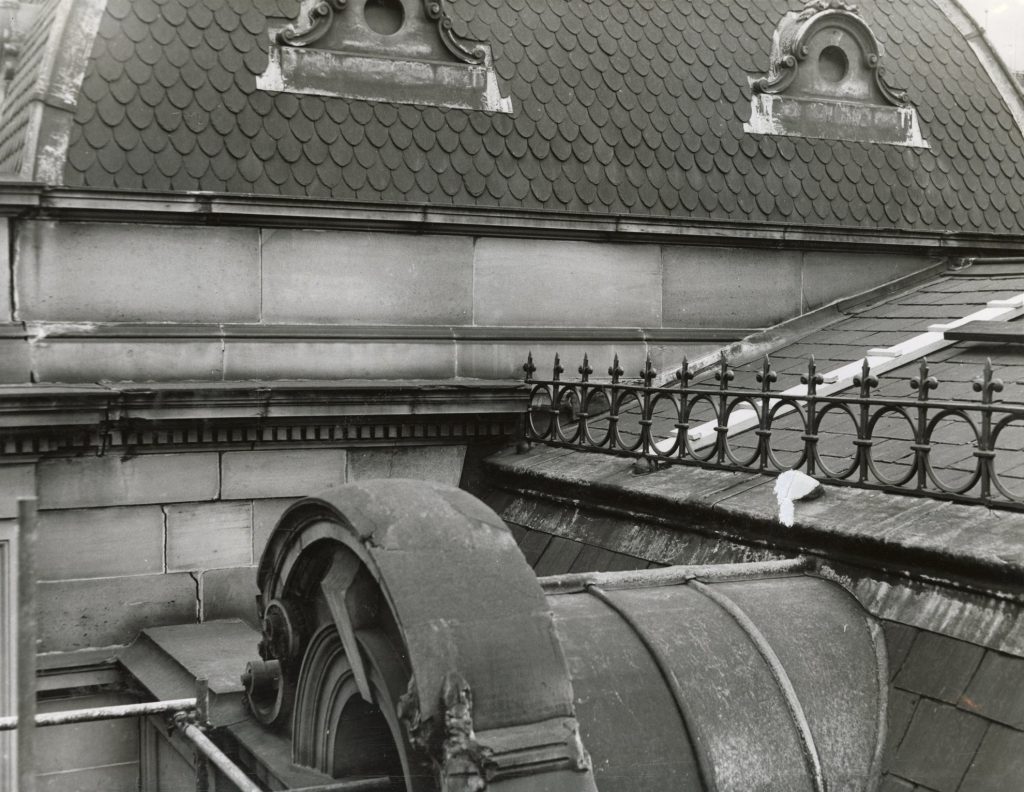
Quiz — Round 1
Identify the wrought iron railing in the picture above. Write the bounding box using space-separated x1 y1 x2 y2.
522 351 1024 511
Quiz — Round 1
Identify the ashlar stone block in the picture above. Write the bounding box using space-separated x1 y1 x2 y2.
38 454 219 509
16 220 260 322
221 449 346 499
166 501 253 572
35 506 164 581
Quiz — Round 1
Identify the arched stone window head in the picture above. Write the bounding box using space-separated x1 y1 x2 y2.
745 0 928 147
258 0 512 113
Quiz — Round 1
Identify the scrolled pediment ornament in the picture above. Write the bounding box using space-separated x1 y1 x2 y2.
277 0 485 65
753 0 908 108
424 0 485 65
277 0 347 48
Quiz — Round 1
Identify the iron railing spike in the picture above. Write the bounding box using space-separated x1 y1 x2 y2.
521 352 1024 511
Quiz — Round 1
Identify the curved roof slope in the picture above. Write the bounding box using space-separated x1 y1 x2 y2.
24 0 1024 234
0 0 63 176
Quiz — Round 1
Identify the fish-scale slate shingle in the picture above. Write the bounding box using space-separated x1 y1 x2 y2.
57 0 1024 236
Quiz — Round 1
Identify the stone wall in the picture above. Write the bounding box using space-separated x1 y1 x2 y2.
2 442 466 791
1 218 933 383
25 444 465 652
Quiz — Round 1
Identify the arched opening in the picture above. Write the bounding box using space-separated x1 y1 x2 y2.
818 45 848 83
333 695 406 789
364 0 405 35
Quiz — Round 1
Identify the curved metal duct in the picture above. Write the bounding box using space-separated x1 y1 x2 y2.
245 479 886 792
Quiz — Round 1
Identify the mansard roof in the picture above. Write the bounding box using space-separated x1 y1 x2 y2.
3 0 1024 239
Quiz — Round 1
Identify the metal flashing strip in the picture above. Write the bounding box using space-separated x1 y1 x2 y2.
689 580 826 792
584 585 718 792
656 293 1024 452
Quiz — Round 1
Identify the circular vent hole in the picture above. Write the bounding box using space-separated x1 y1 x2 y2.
818 45 849 83
364 0 404 35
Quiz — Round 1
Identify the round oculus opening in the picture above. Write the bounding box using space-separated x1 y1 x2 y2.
364 0 404 36
818 45 849 83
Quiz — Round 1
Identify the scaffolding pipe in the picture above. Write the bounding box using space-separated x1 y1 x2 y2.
174 716 262 792
0 698 197 731
539 557 813 594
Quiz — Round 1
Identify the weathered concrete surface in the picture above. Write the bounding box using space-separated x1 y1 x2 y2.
38 454 220 509
473 238 663 327
17 221 260 322
222 340 455 380
346 445 466 486
30 338 224 382
483 446 1024 654
200 567 258 627
35 505 164 581
220 449 347 499
662 245 803 327
166 501 253 572
261 229 473 324
0 463 35 517
37 572 197 651
801 252 931 312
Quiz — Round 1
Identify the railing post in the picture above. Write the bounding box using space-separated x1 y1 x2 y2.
755 356 777 472
714 353 734 465
639 356 657 457
577 354 592 446
800 357 824 476
607 354 623 451
677 358 694 460
549 353 564 440
910 359 938 493
853 359 879 485
972 358 1004 505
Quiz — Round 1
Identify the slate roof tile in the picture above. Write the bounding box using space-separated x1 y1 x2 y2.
962 650 1024 729
49 0 1024 236
889 699 988 792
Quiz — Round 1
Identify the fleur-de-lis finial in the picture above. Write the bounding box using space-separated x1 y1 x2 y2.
853 357 879 398
910 358 938 400
972 358 1004 403
714 352 734 387
800 355 824 394
608 354 623 384
756 355 777 392
523 351 536 382
578 353 593 383
678 357 694 387
640 355 657 387
552 353 564 381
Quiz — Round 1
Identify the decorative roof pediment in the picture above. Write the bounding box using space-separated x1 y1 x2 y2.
257 0 512 113
745 1 927 147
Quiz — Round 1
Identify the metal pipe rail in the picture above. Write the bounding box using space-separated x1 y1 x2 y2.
539 557 812 594
0 697 198 731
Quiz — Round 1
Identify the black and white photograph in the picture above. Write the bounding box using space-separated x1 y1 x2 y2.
1 0 1023 790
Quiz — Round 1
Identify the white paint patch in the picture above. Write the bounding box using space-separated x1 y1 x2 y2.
257 32 513 114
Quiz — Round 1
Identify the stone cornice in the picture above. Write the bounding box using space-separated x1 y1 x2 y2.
0 184 1023 253
0 379 527 457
